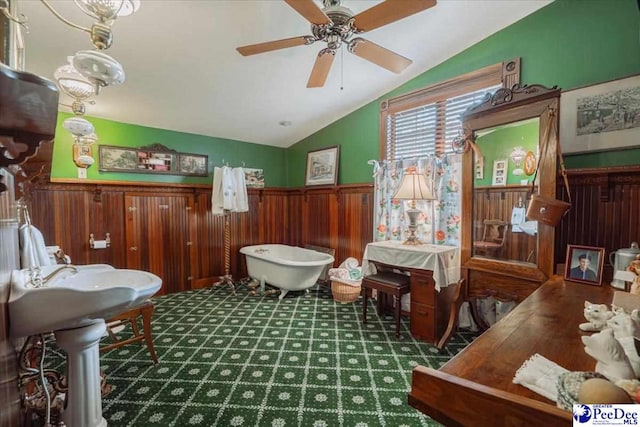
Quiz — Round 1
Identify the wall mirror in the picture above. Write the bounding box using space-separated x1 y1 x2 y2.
460 84 561 289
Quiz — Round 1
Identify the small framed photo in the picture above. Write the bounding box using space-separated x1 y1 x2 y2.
564 244 605 286
492 159 507 186
475 157 484 179
305 145 340 186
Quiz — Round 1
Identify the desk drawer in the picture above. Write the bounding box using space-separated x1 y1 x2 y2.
410 278 435 305
410 302 435 342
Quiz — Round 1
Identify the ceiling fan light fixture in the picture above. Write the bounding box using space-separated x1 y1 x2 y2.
237 0 436 87
326 33 342 50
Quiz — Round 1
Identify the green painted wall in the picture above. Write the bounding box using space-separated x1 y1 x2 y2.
52 113 288 187
474 121 539 187
287 0 640 187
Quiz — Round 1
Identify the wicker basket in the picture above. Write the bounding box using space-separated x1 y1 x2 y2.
331 280 361 303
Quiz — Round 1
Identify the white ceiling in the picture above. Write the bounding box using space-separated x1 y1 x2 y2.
17 0 551 148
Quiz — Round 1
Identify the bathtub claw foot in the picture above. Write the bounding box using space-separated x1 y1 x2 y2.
246 278 260 289
278 290 288 300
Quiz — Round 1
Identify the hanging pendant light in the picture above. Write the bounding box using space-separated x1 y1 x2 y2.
73 0 141 23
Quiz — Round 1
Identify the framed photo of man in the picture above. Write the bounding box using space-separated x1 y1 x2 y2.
564 245 605 286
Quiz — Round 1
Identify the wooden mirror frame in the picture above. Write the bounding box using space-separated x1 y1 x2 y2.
460 84 561 300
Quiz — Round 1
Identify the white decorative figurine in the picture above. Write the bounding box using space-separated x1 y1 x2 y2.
579 301 614 332
607 308 640 377
582 328 636 382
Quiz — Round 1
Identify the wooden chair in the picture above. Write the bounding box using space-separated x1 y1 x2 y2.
473 219 509 257
100 300 158 364
361 271 411 338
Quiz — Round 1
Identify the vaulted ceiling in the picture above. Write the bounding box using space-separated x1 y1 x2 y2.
17 0 551 148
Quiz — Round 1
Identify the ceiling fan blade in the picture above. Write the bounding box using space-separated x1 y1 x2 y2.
284 0 331 25
348 38 411 73
237 36 315 56
307 49 335 88
353 0 437 32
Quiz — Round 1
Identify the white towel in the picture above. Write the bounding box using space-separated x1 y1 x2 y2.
222 166 236 210
18 224 53 268
211 166 224 215
340 257 359 271
512 353 569 402
211 166 249 214
232 167 248 213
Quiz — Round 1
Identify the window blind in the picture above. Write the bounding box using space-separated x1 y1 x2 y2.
380 59 520 161
385 84 500 160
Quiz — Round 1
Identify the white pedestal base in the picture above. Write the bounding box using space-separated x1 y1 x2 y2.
55 320 108 427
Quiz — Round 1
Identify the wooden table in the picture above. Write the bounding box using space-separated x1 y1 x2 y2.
408 276 614 426
362 241 462 347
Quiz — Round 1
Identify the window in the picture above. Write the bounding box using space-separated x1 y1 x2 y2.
380 59 520 160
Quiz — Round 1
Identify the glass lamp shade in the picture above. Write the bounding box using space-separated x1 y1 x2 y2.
510 146 527 176
54 60 96 101
116 0 140 17
78 133 98 145
73 0 140 22
73 50 125 88
393 172 435 201
63 117 95 137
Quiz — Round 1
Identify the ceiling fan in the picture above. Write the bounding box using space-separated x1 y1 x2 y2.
237 0 437 88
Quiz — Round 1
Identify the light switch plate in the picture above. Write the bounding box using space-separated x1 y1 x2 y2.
77 168 87 179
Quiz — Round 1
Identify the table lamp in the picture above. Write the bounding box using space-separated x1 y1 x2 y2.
393 170 436 245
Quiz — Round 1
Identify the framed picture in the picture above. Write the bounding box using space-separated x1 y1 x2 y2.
178 153 208 176
243 168 265 188
560 74 640 154
475 157 484 179
99 145 139 171
491 159 507 186
564 244 605 286
305 145 340 186
99 144 208 176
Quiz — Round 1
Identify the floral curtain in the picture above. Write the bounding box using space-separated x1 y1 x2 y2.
372 154 462 246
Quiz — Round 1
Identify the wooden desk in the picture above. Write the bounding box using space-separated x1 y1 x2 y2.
362 241 461 347
408 276 613 426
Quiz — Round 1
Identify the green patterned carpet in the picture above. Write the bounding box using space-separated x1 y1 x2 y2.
47 284 477 426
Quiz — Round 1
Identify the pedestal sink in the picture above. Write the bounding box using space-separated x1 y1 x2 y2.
9 265 162 427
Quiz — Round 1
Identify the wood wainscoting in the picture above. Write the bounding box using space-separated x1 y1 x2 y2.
473 186 535 263
556 165 640 284
28 182 374 295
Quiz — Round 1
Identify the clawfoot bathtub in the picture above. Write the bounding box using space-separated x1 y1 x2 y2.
240 244 334 299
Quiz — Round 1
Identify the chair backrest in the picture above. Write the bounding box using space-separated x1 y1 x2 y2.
481 220 509 246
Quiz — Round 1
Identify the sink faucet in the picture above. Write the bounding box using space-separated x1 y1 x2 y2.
28 265 78 288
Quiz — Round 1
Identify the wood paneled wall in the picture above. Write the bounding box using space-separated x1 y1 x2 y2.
556 166 640 282
28 183 375 294
26 167 638 296
473 186 536 263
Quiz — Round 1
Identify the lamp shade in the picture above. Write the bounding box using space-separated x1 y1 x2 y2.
73 0 140 21
54 59 96 101
393 172 435 201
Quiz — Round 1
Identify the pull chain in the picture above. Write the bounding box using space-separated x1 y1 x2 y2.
340 46 344 91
